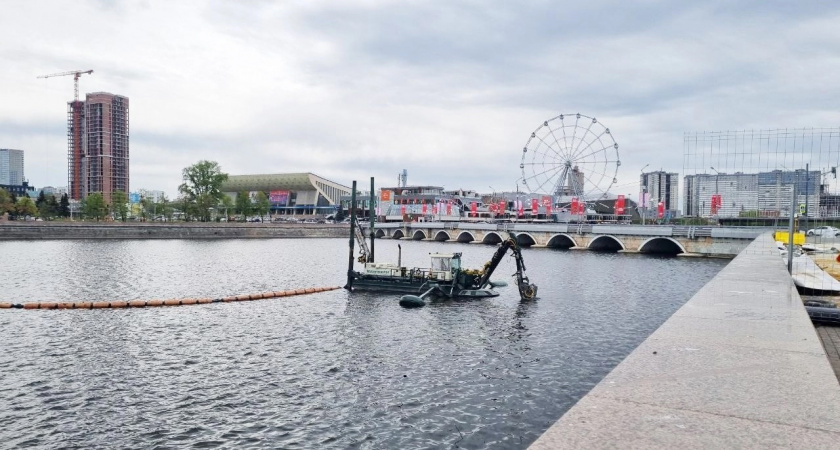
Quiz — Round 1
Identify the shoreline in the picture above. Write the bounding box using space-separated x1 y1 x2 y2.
0 221 349 240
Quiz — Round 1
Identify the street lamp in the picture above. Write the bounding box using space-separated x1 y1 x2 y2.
710 166 720 220
640 164 649 225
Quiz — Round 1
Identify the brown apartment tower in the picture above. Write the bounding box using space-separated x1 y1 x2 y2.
67 92 129 203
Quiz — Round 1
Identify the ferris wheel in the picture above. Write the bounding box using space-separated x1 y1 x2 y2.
519 113 620 201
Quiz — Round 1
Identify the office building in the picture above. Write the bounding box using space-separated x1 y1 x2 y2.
0 149 24 186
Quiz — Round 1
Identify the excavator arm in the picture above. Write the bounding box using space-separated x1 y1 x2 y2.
475 233 538 300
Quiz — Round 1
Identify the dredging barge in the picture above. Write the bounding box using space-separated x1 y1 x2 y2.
342 179 538 307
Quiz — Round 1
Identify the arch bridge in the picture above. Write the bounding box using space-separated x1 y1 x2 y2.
365 222 764 257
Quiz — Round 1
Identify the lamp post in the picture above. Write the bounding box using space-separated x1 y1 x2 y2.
710 166 721 220
640 164 649 225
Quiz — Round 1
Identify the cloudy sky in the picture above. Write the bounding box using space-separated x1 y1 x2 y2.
2 0 839 200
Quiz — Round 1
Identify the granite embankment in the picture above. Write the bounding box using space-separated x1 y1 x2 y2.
0 222 349 239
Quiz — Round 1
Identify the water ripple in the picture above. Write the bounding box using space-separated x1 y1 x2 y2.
0 238 726 449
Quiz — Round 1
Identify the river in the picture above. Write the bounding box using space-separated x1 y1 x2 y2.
0 238 728 449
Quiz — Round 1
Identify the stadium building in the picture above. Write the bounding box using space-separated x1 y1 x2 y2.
221 173 351 216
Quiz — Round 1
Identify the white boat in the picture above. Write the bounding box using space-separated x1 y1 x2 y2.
790 255 840 293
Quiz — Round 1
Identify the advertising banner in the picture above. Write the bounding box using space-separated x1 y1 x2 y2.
269 190 290 205
499 200 506 213
380 190 391 201
658 201 665 219
129 193 140 204
401 204 406 215
571 197 579 215
518 201 524 217
531 198 538 214
615 195 626 215
422 203 427 214
446 202 452 215
470 202 477 217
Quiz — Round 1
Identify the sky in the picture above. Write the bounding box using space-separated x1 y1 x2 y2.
2 0 839 201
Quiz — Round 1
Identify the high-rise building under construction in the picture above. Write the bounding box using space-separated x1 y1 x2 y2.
67 92 129 203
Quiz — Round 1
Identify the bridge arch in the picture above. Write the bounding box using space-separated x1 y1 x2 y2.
515 232 537 247
375 229 386 238
433 230 451 241
638 237 686 255
588 235 625 252
481 232 504 245
392 229 405 239
546 233 577 249
456 231 476 243
411 230 427 241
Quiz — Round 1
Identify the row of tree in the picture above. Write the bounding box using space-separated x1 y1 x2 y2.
177 160 271 221
0 188 71 218
1 160 273 222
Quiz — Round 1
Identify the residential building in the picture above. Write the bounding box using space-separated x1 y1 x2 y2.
82 93 130 204
640 171 679 216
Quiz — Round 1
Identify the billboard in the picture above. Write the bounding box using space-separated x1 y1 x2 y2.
129 193 140 204
269 190 290 205
380 190 392 201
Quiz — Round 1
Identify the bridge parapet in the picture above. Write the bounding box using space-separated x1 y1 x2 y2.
364 223 768 256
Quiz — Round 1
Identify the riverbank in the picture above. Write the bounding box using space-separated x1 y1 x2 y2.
0 221 348 239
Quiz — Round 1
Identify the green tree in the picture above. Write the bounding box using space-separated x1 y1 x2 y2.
254 191 270 219
235 190 252 221
112 191 129 222
35 190 46 210
219 194 234 221
156 195 175 221
59 193 70 218
0 188 13 215
178 160 229 222
15 196 38 218
38 194 58 219
82 193 108 221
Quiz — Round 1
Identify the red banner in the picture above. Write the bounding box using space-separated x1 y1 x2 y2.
470 202 477 217
710 194 721 215
422 203 427 214
531 198 538 214
546 203 552 215
400 204 406 215
518 201 524 217
658 201 665 219
446 202 452 215
571 197 579 215
433 205 438 214
615 195 625 215
499 200 506 213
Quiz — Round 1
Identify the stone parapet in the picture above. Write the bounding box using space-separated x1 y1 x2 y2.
0 222 348 240
529 232 840 448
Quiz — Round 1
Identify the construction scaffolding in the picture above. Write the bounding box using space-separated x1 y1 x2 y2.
683 128 840 220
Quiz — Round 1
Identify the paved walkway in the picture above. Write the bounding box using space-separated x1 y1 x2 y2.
529 233 840 449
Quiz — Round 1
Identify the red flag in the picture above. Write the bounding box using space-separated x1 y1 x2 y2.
518 201 524 217
531 198 538 214
400 204 406 215
546 202 552 215
470 202 477 217
571 197 579 215
446 202 452 215
432 205 438 214
499 200 506 213
422 203 427 214
658 201 665 219
615 195 626 215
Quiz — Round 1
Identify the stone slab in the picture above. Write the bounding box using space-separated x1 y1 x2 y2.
530 232 840 448
528 395 840 450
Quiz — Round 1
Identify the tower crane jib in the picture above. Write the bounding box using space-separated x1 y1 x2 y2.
37 69 94 101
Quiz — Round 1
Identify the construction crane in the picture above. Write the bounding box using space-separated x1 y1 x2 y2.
37 69 94 101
